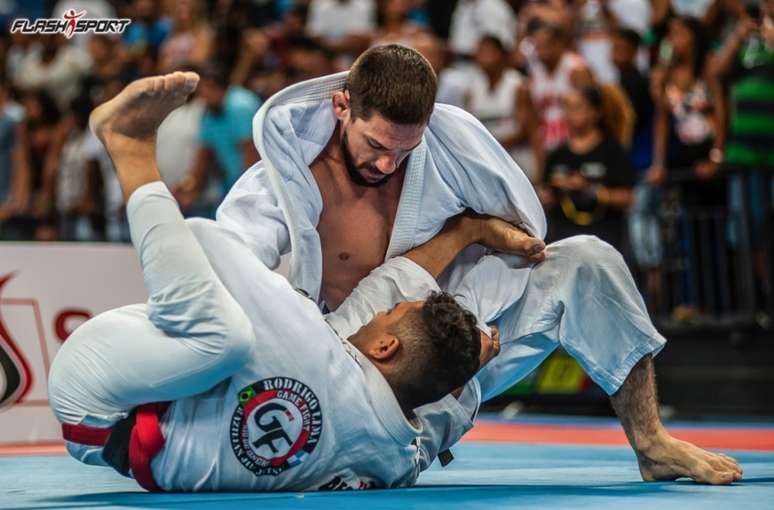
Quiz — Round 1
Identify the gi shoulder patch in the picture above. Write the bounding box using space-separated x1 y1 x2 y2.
230 377 322 476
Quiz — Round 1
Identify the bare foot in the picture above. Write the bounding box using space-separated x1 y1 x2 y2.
465 212 546 263
637 434 743 485
89 71 199 154
89 72 199 200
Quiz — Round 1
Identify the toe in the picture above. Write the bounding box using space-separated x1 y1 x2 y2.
717 471 737 485
166 71 199 96
696 460 720 483
712 453 741 474
182 71 200 91
144 76 164 96
163 73 182 92
704 463 737 485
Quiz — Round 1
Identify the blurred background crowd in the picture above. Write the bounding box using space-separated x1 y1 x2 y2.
0 0 772 328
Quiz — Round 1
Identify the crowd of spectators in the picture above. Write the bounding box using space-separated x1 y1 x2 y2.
0 0 772 318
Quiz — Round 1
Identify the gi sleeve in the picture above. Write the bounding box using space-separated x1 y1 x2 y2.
414 378 481 472
215 161 291 271
428 104 547 239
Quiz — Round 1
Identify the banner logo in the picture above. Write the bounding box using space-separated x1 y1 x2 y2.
0 273 33 410
10 9 131 39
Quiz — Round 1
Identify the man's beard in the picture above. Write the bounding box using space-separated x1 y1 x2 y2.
341 128 396 188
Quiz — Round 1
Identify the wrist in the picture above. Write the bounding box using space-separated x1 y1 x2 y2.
709 147 724 164
178 174 199 193
595 185 610 206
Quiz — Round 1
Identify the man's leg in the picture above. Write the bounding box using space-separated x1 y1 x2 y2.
611 354 742 484
456 235 742 484
50 73 254 430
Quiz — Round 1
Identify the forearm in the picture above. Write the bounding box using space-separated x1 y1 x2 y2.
403 212 545 280
9 130 31 210
241 139 259 169
177 147 212 194
231 52 256 87
712 34 745 80
708 76 727 151
598 186 634 210
498 128 528 148
403 217 475 279
652 105 669 167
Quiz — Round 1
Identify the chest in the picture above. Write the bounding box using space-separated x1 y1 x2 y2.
666 71 711 113
549 149 611 182
470 72 519 116
313 162 405 269
532 64 572 105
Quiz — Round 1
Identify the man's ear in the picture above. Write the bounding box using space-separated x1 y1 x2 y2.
368 335 400 362
332 90 350 122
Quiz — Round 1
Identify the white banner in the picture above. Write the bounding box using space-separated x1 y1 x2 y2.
0 242 146 444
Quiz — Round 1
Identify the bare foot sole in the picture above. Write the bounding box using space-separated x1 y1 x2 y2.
89 71 200 152
638 435 743 485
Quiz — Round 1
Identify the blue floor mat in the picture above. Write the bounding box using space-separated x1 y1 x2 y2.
2 443 773 510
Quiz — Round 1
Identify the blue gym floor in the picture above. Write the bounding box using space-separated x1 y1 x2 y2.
2 420 773 510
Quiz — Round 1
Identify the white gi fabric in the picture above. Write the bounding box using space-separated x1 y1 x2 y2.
49 182 426 491
215 72 667 466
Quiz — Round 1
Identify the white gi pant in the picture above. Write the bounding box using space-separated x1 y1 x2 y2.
450 239 667 401
48 182 256 463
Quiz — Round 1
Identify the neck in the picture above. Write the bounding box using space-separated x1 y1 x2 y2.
543 56 561 73
569 127 602 151
347 331 417 419
385 18 405 30
323 124 346 163
485 67 505 87
386 375 418 418
676 51 694 71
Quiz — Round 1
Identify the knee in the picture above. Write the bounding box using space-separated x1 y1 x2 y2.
147 280 254 370
185 217 215 240
48 323 96 424
216 304 255 373
552 235 626 273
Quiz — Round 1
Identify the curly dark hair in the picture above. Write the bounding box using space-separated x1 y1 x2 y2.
389 292 481 410
346 44 437 125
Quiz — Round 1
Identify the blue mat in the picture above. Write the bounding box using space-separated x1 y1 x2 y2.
2 443 773 510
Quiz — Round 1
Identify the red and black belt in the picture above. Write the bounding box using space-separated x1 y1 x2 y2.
61 402 170 492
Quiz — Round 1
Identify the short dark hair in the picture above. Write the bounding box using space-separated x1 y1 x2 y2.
287 34 334 59
390 292 481 409
478 34 508 54
614 27 641 49
530 19 565 40
199 64 231 89
346 44 437 125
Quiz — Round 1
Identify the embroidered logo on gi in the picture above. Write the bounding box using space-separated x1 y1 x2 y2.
230 377 322 476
